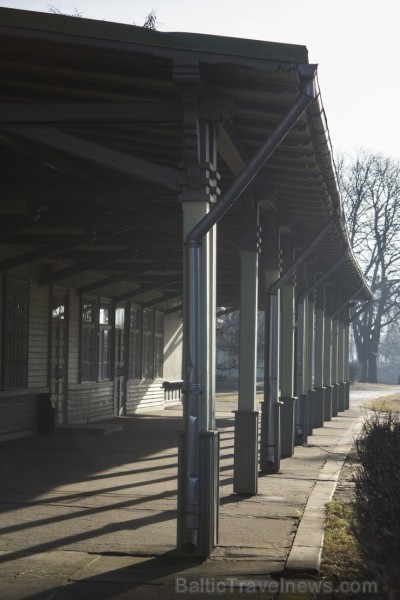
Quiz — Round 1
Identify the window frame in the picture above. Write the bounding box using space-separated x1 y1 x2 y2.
80 296 99 383
141 308 155 380
2 276 29 391
98 300 112 381
153 310 164 379
128 303 142 380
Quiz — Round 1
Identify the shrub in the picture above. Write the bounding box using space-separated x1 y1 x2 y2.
353 412 400 600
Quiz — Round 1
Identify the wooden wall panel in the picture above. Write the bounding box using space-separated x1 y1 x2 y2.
68 289 80 385
0 394 38 438
126 379 164 413
67 381 114 423
28 284 49 389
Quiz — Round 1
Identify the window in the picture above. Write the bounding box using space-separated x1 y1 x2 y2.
3 278 29 390
142 310 155 379
129 304 142 379
115 305 125 366
81 298 98 382
154 311 164 379
98 302 111 380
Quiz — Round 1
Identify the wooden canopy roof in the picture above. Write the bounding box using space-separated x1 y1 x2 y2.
0 8 370 311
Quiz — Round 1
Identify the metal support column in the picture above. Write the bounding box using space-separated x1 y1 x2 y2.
323 301 333 422
260 221 281 473
306 292 315 435
331 316 339 417
314 285 325 427
344 316 350 409
295 291 308 445
177 107 220 555
279 233 296 458
234 201 260 494
337 314 345 411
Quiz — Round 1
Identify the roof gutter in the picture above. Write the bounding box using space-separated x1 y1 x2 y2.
181 67 317 552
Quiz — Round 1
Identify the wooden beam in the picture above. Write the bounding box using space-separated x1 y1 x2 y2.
141 292 181 308
6 233 180 247
0 98 233 124
0 185 177 206
0 132 100 184
217 122 247 176
78 260 167 293
0 235 87 271
164 303 183 315
114 280 177 303
7 213 169 230
0 101 181 124
4 126 180 191
39 246 138 286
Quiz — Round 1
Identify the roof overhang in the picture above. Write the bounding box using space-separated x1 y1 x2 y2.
0 7 371 308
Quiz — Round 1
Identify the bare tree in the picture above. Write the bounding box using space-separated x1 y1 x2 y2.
47 5 84 17
337 150 400 382
47 5 158 29
142 10 158 30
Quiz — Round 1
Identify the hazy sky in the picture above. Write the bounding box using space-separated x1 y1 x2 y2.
1 0 399 160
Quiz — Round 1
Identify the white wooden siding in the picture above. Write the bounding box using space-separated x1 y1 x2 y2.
126 379 164 413
67 381 115 423
28 284 49 389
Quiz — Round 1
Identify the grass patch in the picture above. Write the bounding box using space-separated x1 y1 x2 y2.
319 501 365 583
362 393 400 412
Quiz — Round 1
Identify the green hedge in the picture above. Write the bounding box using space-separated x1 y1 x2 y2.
354 412 400 600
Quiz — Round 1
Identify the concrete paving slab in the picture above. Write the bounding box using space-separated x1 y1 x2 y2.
0 387 397 599
54 580 276 600
70 554 283 583
219 514 296 550
219 499 301 519
0 550 96 600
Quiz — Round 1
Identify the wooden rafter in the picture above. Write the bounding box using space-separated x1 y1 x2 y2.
3 126 180 191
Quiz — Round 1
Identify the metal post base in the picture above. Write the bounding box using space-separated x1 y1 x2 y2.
337 382 345 412
344 381 350 409
280 397 295 458
260 401 281 473
177 430 220 557
307 390 315 435
324 385 333 421
294 394 308 446
331 384 339 417
313 387 325 428
234 411 259 494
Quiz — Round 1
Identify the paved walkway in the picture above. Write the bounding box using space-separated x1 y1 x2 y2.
0 386 397 599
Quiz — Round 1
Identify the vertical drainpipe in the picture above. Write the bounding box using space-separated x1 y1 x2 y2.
180 73 317 552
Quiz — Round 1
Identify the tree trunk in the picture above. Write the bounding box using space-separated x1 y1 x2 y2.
368 355 378 383
359 359 368 383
